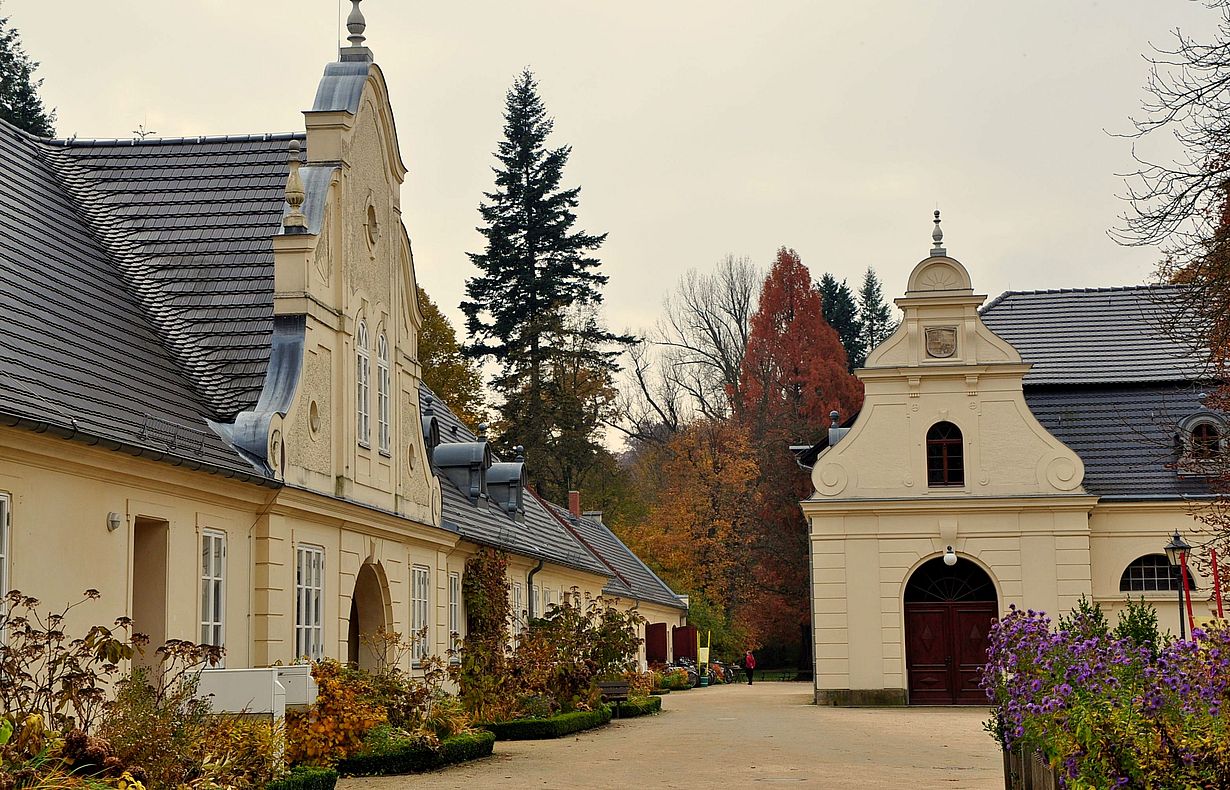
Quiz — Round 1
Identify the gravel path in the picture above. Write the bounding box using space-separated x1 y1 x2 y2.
341 682 1002 789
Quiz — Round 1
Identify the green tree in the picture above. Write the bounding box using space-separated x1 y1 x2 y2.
856 267 894 359
0 6 55 136
818 273 863 370
461 69 631 496
416 287 486 430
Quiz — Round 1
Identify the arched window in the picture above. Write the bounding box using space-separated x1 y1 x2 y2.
926 421 964 487
1119 554 1196 592
356 320 370 447
377 333 390 454
1192 422 1220 459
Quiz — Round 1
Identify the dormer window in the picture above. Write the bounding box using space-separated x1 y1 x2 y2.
926 421 964 487
1177 412 1227 473
1192 422 1220 459
377 333 390 454
356 320 370 447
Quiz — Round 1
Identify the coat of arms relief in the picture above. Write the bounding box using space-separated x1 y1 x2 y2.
924 326 958 359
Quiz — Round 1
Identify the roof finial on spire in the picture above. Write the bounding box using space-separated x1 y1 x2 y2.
283 139 307 233
346 0 366 48
931 209 946 256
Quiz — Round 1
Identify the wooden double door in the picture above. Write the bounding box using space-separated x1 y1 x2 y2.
904 600 997 705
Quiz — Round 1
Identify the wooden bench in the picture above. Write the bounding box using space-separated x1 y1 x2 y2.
597 680 631 718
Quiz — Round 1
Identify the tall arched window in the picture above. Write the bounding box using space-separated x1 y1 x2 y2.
926 421 964 487
1120 554 1195 592
356 320 370 447
377 333 390 454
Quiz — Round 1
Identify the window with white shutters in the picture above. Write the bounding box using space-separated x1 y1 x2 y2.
295 545 325 660
200 530 226 655
412 565 431 663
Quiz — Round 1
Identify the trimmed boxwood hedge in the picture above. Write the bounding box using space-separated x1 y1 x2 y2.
617 696 661 718
481 705 613 740
649 688 671 696
266 766 338 790
336 731 496 777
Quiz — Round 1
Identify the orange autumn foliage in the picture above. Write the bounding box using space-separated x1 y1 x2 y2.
285 660 385 766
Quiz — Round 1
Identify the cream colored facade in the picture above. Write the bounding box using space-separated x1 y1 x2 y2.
0 39 643 673
803 251 1213 705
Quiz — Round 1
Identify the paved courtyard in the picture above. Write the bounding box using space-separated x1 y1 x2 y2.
342 682 1002 789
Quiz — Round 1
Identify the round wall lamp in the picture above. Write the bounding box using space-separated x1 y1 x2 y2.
106 512 122 532
943 545 957 566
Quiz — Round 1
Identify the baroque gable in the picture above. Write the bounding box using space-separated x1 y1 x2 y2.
810 251 1085 500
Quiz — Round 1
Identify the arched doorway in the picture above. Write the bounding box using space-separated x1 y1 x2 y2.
903 556 997 704
347 561 390 671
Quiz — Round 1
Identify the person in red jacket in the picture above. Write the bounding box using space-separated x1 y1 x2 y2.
744 650 756 685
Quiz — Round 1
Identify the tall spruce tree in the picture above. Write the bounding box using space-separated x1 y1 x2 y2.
818 273 863 370
0 6 55 136
462 69 631 498
856 267 894 360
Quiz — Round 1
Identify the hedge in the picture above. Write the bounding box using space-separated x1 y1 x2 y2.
649 688 670 695
336 731 496 777
480 705 612 740
616 696 661 718
266 766 338 790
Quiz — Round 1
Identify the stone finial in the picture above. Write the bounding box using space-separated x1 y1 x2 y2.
423 393 435 416
830 410 840 428
478 422 489 440
514 445 525 463
346 0 366 48
931 209 946 256
283 139 307 232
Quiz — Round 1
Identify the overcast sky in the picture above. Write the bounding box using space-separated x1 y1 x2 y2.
10 1 1215 339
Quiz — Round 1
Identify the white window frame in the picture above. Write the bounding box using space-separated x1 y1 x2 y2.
411 564 431 664
200 530 226 658
448 571 461 650
0 494 9 638
295 544 325 661
377 333 391 455
356 320 371 447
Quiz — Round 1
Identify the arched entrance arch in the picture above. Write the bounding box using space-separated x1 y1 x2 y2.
347 561 391 671
903 556 998 705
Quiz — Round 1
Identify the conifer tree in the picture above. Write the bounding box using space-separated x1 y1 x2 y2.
818 272 863 370
0 7 55 137
462 69 631 497
857 267 895 360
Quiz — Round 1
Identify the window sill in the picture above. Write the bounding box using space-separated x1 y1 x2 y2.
378 449 391 458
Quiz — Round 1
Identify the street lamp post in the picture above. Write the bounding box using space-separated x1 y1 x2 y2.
1164 530 1193 640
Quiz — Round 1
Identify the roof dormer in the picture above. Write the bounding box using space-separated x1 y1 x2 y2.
434 441 492 503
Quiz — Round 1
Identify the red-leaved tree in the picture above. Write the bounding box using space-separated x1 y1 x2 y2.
737 247 864 659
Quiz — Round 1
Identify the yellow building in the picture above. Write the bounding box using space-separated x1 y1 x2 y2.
0 3 684 673
802 218 1222 705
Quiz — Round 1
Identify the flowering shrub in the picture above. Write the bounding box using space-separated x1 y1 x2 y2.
982 604 1230 789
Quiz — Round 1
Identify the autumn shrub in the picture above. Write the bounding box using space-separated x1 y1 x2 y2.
194 715 286 788
454 549 515 724
624 670 654 700
285 660 385 767
0 590 140 733
983 605 1230 789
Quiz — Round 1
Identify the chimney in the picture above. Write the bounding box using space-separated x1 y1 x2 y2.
568 490 581 518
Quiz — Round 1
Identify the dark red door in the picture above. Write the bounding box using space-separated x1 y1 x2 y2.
646 623 668 664
905 601 996 704
672 625 698 661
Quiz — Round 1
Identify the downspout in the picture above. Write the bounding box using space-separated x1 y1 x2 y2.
527 558 545 620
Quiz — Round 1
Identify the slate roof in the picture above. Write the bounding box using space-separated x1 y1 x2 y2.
420 383 610 577
0 123 278 479
48 133 301 419
542 501 687 611
980 286 1208 385
980 286 1218 499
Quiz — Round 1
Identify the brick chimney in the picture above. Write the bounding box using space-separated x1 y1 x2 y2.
568 490 581 518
